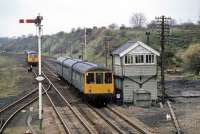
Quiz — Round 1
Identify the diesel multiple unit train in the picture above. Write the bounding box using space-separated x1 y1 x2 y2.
55 57 114 105
24 50 38 66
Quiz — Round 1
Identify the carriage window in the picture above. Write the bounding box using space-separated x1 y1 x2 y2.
86 73 94 84
105 73 112 83
96 73 103 84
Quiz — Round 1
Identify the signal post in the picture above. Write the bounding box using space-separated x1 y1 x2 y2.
19 14 44 129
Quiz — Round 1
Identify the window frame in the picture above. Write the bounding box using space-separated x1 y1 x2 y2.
145 54 155 64
96 72 104 84
135 55 144 64
124 54 155 65
124 54 134 65
86 72 95 84
105 72 112 84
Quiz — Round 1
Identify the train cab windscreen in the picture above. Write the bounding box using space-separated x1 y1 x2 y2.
96 73 103 84
105 72 112 83
33 54 37 58
86 73 94 84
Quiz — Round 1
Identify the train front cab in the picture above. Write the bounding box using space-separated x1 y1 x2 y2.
27 53 38 66
84 71 114 105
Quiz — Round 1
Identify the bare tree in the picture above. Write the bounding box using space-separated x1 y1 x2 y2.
130 12 147 28
71 28 76 33
198 10 200 25
198 13 200 25
170 18 177 26
147 20 157 28
108 23 118 30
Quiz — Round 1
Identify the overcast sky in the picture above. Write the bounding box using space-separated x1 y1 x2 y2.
0 0 199 37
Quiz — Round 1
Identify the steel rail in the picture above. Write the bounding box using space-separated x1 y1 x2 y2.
0 68 52 134
89 106 126 134
0 92 39 133
167 101 182 134
106 106 154 134
43 64 58 77
42 72 95 134
42 86 72 134
0 88 38 113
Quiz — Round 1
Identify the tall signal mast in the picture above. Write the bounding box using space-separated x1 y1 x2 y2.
19 14 44 129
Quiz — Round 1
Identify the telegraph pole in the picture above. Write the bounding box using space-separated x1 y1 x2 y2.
84 28 87 60
83 28 92 60
49 46 51 56
104 36 112 68
69 41 72 57
19 14 44 129
156 15 171 104
145 31 150 45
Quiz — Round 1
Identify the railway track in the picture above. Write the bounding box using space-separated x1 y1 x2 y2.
42 72 98 134
106 106 156 134
0 71 41 133
0 55 155 134
0 66 51 133
91 106 141 134
0 89 38 133
42 58 155 134
77 103 154 134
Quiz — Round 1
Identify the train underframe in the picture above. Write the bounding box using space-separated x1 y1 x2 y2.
28 62 38 66
83 93 113 107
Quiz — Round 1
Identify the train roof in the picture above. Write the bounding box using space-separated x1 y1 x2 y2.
56 57 110 73
56 57 69 63
25 50 38 54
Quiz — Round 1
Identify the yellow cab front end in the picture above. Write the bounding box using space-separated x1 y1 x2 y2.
28 54 38 65
84 71 114 94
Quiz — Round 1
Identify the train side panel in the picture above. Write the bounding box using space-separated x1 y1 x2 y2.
63 66 71 82
72 71 84 92
56 62 62 76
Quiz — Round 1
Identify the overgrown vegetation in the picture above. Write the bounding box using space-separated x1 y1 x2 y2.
0 24 200 75
0 54 35 97
183 43 200 75
0 55 21 97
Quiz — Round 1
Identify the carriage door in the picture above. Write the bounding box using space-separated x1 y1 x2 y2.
86 72 95 93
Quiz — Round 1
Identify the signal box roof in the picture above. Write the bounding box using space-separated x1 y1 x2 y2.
112 41 160 57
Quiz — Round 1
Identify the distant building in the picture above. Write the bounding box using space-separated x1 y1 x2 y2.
112 41 160 106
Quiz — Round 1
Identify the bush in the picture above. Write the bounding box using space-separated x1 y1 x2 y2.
183 43 200 75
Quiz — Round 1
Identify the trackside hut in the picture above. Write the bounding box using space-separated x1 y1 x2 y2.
112 41 160 105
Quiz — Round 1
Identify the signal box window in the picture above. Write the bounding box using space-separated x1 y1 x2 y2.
135 55 144 63
146 55 154 63
125 54 134 64
105 73 112 83
86 73 94 84
96 73 103 84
